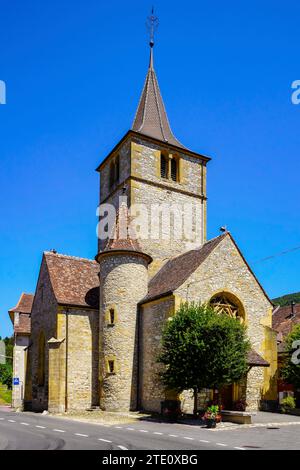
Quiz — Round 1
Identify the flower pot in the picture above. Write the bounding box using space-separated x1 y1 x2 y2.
206 418 216 428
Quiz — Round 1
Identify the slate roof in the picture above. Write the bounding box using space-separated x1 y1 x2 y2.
132 47 186 149
9 293 34 335
44 252 99 309
142 233 227 303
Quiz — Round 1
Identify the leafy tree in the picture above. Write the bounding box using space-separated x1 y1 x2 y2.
0 363 13 389
158 303 250 415
281 324 300 389
4 337 13 366
273 292 300 307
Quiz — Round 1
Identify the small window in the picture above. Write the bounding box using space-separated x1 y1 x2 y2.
108 360 115 374
160 153 168 179
109 308 115 325
170 158 178 182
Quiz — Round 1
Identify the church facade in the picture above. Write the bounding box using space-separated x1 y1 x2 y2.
12 41 278 413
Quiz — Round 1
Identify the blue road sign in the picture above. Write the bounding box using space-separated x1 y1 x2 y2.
13 378 20 386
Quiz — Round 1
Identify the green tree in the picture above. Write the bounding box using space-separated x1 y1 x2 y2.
0 363 13 389
281 324 300 389
158 303 250 415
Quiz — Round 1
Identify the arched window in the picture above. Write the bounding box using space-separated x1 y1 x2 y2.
170 158 178 182
210 292 245 323
160 153 168 179
38 331 45 386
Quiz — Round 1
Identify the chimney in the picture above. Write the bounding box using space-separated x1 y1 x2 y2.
290 301 296 319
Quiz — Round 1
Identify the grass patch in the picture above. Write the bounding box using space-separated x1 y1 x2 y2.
0 384 12 405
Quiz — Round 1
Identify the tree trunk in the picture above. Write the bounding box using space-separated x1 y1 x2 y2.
193 387 198 416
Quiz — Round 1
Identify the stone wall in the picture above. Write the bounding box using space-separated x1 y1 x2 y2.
51 306 99 411
30 256 58 411
12 334 31 410
139 296 174 412
99 253 149 411
98 136 207 277
174 234 276 410
99 140 131 204
131 138 206 273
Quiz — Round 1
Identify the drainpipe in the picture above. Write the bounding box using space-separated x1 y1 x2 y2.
65 308 69 412
136 305 141 411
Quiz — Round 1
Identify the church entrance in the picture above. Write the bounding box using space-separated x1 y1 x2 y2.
213 385 234 410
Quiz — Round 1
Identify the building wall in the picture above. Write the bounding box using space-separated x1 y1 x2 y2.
139 296 174 412
30 257 58 411
12 335 30 409
48 306 99 412
99 253 149 411
98 136 207 277
174 234 277 410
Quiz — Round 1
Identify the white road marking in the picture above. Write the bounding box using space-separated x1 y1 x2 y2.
153 432 163 435
75 433 89 437
98 438 112 443
118 445 128 450
20 422 29 426
36 425 46 429
184 436 194 440
115 426 123 429
139 430 148 433
216 443 227 446
0 418 4 420
234 446 246 450
53 429 65 433
126 428 134 431
8 420 16 423
199 439 210 443
168 434 178 437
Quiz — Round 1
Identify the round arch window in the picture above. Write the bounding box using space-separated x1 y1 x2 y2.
209 292 245 323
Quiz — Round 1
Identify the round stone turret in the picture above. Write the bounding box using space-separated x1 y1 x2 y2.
96 201 152 411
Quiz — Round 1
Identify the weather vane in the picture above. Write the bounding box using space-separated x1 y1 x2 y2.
146 7 159 48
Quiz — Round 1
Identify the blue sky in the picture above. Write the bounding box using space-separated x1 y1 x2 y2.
0 0 299 337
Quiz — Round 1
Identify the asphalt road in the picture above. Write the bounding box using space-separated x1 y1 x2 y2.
0 407 300 450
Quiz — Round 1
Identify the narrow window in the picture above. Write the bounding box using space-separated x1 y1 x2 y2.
109 162 115 189
108 360 115 374
171 158 178 182
109 308 115 325
115 155 120 183
160 153 168 179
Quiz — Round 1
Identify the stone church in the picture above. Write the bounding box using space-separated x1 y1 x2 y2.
13 39 278 413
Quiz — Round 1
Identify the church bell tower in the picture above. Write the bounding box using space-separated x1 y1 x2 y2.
96 11 211 276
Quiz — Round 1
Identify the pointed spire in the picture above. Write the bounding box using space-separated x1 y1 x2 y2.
131 11 186 149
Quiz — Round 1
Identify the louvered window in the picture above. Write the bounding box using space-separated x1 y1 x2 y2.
171 158 178 182
160 154 168 178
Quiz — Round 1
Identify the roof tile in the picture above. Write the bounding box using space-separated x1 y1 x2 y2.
44 252 99 309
